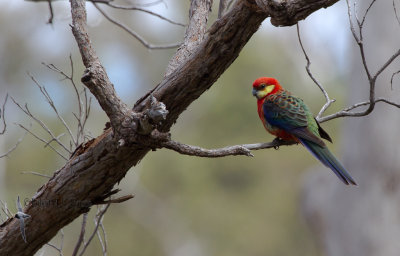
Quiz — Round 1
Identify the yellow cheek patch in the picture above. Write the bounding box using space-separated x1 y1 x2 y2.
256 85 275 98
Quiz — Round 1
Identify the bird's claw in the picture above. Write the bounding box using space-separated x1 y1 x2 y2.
272 137 283 150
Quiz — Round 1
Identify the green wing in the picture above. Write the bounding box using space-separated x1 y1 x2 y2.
263 92 325 146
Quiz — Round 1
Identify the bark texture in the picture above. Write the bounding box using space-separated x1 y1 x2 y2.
0 0 341 254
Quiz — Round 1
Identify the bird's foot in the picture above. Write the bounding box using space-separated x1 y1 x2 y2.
272 137 284 150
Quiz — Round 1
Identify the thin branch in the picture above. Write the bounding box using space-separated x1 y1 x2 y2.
161 138 296 158
78 204 110 256
359 0 377 27
46 229 65 256
93 3 181 50
72 213 88 256
347 0 372 82
16 123 68 160
101 2 185 27
45 242 64 256
296 23 335 119
12 97 71 155
134 0 167 8
27 73 77 147
317 0 400 123
20 171 52 179
43 57 92 146
0 130 26 159
46 0 55 24
394 0 400 26
0 94 8 135
0 200 13 219
96 220 107 256
93 195 134 205
373 48 400 80
391 70 400 90
319 98 400 122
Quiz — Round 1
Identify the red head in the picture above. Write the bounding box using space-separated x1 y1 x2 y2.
252 77 282 100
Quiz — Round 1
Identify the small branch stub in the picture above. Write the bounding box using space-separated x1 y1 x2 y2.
138 95 169 134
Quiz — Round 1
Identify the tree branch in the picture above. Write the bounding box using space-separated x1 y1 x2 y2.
93 3 182 50
99 1 186 27
162 138 296 158
0 0 353 254
70 0 132 130
164 0 213 77
317 0 400 123
296 23 336 119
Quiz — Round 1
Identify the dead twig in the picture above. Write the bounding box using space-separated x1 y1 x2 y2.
93 3 181 49
78 204 110 256
316 0 400 123
20 171 52 179
0 131 27 159
100 2 185 27
296 23 335 119
391 70 400 90
16 123 68 160
160 136 296 158
72 213 88 256
0 94 8 135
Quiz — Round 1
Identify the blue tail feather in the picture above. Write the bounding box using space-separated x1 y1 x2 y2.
299 139 357 185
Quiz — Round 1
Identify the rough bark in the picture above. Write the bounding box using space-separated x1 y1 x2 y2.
0 0 341 254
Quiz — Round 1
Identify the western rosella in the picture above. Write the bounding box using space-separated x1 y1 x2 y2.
252 77 356 185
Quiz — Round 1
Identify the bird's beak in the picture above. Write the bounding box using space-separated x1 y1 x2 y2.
252 88 257 97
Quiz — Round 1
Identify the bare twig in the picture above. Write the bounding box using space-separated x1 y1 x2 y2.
28 73 76 146
16 123 68 160
296 23 335 119
96 220 107 256
94 195 134 205
391 70 400 90
0 94 8 135
394 0 400 26
78 204 110 256
316 0 400 123
72 213 88 256
46 0 54 24
30 78 76 149
46 242 64 256
0 200 13 219
20 171 52 179
101 2 185 27
92 3 181 49
0 131 26 159
162 138 296 158
319 98 400 122
12 97 71 154
134 0 167 8
42 57 92 147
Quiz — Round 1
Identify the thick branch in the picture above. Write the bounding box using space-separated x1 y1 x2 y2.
255 0 341 26
164 0 212 77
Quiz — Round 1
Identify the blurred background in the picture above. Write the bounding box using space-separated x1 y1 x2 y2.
0 0 399 255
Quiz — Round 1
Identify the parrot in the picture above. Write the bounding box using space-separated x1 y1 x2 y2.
252 77 357 185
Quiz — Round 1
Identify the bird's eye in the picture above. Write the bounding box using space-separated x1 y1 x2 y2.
260 84 266 89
